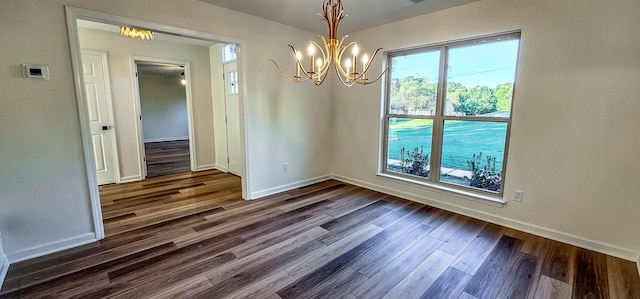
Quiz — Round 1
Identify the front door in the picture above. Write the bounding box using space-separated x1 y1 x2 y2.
82 51 118 185
223 62 241 176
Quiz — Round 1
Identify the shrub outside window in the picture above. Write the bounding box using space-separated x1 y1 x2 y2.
382 32 520 197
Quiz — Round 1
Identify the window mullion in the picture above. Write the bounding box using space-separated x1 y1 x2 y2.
429 46 448 183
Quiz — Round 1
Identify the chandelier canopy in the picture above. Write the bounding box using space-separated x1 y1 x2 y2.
268 0 390 87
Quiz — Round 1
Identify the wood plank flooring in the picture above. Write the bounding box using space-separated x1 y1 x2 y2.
145 140 191 178
1 170 639 298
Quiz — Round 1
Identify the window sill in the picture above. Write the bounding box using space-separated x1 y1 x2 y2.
376 172 506 207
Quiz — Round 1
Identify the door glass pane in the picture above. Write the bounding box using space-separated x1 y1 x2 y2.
227 71 238 94
444 39 519 117
386 118 433 178
389 50 440 116
439 120 507 192
222 44 237 62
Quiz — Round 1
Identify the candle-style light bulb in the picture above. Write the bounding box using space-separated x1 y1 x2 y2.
345 58 352 80
296 51 302 61
315 58 323 82
361 53 369 80
307 43 316 56
308 43 316 73
352 44 359 75
352 44 359 56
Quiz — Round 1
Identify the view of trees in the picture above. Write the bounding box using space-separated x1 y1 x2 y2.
390 76 513 116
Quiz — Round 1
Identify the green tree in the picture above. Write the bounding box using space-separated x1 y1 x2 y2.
458 86 497 115
390 76 437 111
446 82 466 111
495 83 513 112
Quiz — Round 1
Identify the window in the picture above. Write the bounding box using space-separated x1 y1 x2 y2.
222 44 237 62
227 71 238 94
383 32 520 197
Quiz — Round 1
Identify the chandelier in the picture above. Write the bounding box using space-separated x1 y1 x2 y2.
119 26 155 40
268 0 390 87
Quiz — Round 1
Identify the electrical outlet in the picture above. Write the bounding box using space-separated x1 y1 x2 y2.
283 163 288 172
513 190 523 202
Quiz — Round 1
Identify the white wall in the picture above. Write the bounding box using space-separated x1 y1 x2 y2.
332 0 640 260
0 0 332 261
138 74 189 143
78 27 213 178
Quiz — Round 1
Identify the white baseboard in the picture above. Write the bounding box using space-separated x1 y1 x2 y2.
120 175 142 183
215 164 229 173
332 174 640 262
196 164 217 171
0 251 8 290
6 233 97 263
143 136 189 143
249 174 333 200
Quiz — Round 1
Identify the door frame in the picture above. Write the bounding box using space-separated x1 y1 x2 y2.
222 60 241 176
81 50 121 185
65 6 251 241
131 57 197 179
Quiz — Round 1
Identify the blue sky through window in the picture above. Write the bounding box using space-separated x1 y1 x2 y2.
391 39 520 88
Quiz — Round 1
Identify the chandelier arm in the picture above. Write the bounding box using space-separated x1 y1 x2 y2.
288 45 316 81
311 40 330 77
313 71 329 86
333 42 357 79
350 47 384 81
334 66 355 87
355 64 391 85
268 59 312 82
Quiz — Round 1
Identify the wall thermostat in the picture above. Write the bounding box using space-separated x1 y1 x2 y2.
21 64 50 80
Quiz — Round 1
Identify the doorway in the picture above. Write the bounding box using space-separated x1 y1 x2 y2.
222 56 242 176
134 61 194 178
66 7 250 240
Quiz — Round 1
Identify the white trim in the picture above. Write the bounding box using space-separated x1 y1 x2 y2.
65 6 251 236
249 175 333 200
215 164 229 173
131 57 198 179
0 231 7 290
65 7 105 240
0 252 7 290
196 164 217 171
120 175 143 183
6 233 96 263
376 172 506 206
143 136 189 143
332 174 640 261
129 61 147 179
637 256 640 278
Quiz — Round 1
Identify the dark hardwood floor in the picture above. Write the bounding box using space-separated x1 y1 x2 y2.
1 170 639 298
145 140 191 178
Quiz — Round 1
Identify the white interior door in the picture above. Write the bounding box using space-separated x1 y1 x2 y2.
223 62 241 176
82 51 118 185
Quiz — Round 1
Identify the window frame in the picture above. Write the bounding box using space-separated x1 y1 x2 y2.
381 31 521 199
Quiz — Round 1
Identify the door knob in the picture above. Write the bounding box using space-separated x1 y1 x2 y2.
102 126 110 131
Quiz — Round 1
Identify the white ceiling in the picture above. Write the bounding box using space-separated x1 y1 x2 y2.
197 0 479 34
137 63 185 77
